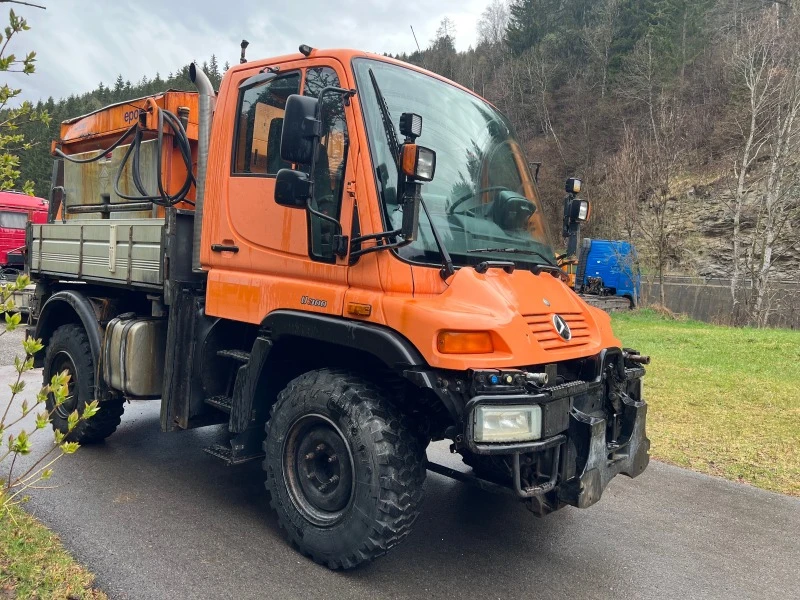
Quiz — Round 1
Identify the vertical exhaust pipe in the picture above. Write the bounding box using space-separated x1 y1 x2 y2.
189 62 215 272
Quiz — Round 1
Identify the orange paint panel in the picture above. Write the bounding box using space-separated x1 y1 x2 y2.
58 92 199 150
227 175 309 256
206 268 349 324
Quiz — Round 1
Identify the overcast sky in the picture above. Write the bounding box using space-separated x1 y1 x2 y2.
5 0 486 104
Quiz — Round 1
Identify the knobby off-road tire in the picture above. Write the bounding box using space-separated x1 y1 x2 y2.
264 369 427 569
43 324 125 444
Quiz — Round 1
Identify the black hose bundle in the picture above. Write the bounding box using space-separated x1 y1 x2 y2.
54 107 195 208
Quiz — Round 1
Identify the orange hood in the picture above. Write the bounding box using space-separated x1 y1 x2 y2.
381 267 620 370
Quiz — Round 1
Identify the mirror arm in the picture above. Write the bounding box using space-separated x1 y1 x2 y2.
351 229 402 245
349 237 411 260
297 86 357 259
305 198 349 258
314 86 357 108
418 196 454 280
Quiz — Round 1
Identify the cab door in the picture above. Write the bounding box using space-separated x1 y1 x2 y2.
203 58 357 324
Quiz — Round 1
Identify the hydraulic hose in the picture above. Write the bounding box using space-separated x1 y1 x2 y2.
115 107 195 207
54 106 196 209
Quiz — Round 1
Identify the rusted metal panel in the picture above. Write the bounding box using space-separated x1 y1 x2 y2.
62 139 159 219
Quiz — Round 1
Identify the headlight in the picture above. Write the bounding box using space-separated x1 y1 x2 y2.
473 405 542 443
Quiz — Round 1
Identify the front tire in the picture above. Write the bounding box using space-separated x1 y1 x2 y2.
43 324 124 444
264 369 426 569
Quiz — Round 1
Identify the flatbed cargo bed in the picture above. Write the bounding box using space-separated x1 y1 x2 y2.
28 212 196 296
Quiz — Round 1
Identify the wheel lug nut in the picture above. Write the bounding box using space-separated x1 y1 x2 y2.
327 455 338 463
304 452 315 460
329 475 339 484
316 443 325 452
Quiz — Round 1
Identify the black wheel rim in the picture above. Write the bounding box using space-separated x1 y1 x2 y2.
282 414 355 527
50 350 78 420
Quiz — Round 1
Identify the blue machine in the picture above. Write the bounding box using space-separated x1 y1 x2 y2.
575 239 640 306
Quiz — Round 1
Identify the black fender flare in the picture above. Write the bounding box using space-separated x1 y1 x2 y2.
262 309 426 370
35 290 103 364
229 310 461 432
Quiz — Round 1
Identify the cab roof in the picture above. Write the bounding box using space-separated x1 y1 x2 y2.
0 190 48 210
226 47 488 104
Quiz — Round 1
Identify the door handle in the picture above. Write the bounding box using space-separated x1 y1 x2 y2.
211 243 239 253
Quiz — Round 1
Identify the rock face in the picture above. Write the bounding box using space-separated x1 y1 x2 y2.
667 175 800 279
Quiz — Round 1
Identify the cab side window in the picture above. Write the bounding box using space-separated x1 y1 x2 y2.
233 72 301 175
304 67 349 261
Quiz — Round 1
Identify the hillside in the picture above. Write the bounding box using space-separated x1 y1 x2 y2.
8 0 800 325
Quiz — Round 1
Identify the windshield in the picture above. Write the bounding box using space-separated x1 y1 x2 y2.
353 58 555 270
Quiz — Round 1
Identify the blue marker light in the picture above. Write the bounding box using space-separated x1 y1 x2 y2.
489 375 499 385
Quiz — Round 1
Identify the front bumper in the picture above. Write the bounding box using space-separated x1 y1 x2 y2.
558 392 649 508
462 374 649 509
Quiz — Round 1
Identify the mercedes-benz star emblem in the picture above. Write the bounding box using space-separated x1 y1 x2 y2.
552 314 572 341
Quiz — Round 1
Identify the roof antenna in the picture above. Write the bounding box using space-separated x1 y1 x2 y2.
410 25 421 53
240 39 249 64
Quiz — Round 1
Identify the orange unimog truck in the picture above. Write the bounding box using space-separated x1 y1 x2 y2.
26 46 650 569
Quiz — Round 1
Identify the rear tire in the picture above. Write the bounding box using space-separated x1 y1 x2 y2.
264 369 426 569
43 324 124 444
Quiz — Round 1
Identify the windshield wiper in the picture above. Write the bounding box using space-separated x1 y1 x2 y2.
362 69 455 280
368 68 400 164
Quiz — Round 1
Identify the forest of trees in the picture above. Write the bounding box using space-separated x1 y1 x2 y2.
10 0 800 325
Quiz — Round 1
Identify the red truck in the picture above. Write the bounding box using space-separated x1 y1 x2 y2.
0 190 47 276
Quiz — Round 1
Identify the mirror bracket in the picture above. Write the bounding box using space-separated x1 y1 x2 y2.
301 115 322 138
332 234 349 258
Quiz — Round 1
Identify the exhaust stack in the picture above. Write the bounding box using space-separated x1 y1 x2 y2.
189 62 215 272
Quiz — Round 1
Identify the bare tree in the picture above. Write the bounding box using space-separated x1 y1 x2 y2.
602 124 646 241
618 37 662 147
721 11 800 326
477 0 510 47
583 0 621 98
724 13 778 318
638 98 690 306
750 22 800 326
519 47 565 163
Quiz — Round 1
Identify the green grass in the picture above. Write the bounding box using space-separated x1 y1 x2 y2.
612 309 800 496
0 505 106 599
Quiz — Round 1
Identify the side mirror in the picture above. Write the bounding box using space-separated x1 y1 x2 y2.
280 94 320 165
274 168 311 208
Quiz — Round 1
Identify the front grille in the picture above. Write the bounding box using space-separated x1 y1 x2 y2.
524 312 591 350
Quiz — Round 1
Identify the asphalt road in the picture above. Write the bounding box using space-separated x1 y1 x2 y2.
2 340 798 599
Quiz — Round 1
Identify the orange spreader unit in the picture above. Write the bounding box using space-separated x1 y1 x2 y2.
51 91 200 217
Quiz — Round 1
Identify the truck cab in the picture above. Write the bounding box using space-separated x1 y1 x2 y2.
27 48 650 569
576 238 641 306
0 190 47 273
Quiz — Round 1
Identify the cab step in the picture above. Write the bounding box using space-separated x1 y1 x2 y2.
202 427 265 465
217 349 251 363
204 395 232 413
202 443 264 465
